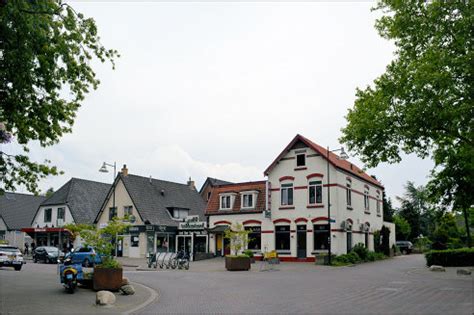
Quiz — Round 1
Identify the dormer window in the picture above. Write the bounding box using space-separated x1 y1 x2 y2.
240 190 259 209
296 154 306 167
219 193 236 210
173 208 189 220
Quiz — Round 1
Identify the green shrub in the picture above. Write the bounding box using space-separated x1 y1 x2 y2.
425 248 474 267
95 256 122 269
352 243 369 260
243 250 254 258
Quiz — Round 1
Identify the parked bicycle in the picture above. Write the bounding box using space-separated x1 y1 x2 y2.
174 250 190 270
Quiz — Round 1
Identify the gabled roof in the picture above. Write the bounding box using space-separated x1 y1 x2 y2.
199 177 233 194
0 192 46 230
38 178 110 225
264 134 383 188
97 174 207 226
205 181 266 215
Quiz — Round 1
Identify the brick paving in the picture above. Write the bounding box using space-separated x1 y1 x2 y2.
126 254 473 314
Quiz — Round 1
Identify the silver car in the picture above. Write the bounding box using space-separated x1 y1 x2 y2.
0 245 24 271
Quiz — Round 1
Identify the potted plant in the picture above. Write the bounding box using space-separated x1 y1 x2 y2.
224 223 251 271
72 218 129 291
243 250 255 263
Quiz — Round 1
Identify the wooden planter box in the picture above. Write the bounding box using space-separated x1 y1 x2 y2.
93 267 123 291
225 256 251 271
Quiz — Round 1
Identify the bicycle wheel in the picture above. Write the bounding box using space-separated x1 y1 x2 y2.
184 260 189 270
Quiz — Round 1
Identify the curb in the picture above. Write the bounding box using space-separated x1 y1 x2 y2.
123 281 159 315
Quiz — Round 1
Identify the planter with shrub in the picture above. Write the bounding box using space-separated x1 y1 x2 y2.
224 223 252 271
425 248 474 267
225 255 251 271
243 250 255 263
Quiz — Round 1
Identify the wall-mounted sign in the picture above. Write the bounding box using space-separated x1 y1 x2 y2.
179 216 206 230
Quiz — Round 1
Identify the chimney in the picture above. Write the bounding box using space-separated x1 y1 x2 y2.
187 177 196 190
121 164 128 176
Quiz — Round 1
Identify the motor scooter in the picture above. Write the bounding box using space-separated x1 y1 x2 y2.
59 256 83 294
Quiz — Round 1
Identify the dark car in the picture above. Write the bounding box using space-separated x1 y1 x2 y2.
33 246 64 263
65 247 103 267
396 241 413 254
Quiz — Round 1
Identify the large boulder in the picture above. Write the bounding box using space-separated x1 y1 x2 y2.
120 284 135 295
429 265 446 272
121 277 130 286
96 291 116 305
457 269 472 275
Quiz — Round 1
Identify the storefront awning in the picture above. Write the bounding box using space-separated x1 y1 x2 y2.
207 226 229 233
21 227 72 235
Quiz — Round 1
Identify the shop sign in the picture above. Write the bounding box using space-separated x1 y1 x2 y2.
179 216 206 230
34 228 47 232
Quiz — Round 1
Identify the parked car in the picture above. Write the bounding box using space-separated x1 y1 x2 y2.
0 245 24 271
65 247 103 267
396 241 413 254
33 246 64 264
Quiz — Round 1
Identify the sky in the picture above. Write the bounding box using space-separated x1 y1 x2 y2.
6 1 434 205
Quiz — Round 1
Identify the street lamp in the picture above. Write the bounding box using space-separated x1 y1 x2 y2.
326 146 349 265
99 161 117 257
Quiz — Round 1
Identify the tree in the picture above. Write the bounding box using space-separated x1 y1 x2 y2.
393 215 411 241
224 223 250 256
340 1 473 247
382 191 395 222
431 212 462 250
0 0 118 194
45 187 55 197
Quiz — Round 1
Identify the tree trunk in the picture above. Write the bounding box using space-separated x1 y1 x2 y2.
462 207 472 248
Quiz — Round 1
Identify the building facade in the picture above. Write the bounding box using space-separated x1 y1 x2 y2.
207 134 395 261
95 166 208 259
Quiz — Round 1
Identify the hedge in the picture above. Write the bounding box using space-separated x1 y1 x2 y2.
425 248 474 267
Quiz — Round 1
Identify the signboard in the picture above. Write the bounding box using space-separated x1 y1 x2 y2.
179 216 206 230
126 225 177 234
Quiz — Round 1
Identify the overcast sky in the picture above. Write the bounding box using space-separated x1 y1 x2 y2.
8 1 433 205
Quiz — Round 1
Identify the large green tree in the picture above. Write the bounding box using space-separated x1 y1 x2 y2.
340 1 473 246
0 0 118 194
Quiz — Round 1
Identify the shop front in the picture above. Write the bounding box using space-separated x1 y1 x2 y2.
177 216 209 261
21 227 73 251
125 224 177 258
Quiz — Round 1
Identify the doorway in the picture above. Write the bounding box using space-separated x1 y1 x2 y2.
297 225 307 258
216 234 223 256
223 237 230 255
177 235 192 254
346 232 352 253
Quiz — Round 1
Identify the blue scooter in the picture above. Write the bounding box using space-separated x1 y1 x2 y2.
59 256 83 294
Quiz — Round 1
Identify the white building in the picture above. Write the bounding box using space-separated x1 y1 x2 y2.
207 134 395 261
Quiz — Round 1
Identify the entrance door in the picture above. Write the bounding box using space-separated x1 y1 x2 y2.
177 235 192 254
223 237 230 256
216 234 223 256
297 225 307 258
346 232 352 253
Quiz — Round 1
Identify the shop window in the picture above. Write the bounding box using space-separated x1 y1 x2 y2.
124 206 133 217
275 225 290 251
296 154 306 167
281 183 293 206
245 226 261 250
57 207 65 220
131 235 139 247
309 180 323 204
44 208 52 223
313 224 329 250
109 207 117 221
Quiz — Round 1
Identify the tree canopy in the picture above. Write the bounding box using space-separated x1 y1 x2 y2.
340 1 473 244
0 0 118 194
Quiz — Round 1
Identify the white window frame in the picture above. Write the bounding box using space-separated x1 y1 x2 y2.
308 180 323 205
219 193 236 210
364 190 370 211
240 190 258 210
346 182 352 206
376 192 381 215
124 205 133 217
281 183 294 206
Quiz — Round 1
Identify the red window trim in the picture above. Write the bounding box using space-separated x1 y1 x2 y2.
273 218 291 224
295 217 308 223
214 220 231 225
307 173 324 179
279 176 295 182
242 220 261 225
307 204 324 209
311 216 329 223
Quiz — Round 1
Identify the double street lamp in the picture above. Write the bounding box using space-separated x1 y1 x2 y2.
326 146 349 265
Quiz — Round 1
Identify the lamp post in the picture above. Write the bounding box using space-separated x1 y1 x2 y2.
326 146 349 265
99 161 117 257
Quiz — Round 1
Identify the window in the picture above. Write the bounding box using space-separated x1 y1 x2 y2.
364 190 370 211
245 226 261 250
275 226 290 250
220 196 231 209
57 207 65 220
124 206 133 217
131 235 139 247
44 208 52 223
281 183 293 206
308 180 323 204
296 154 306 167
314 224 329 250
173 208 189 219
346 183 352 206
242 194 254 208
109 207 117 220
376 192 381 215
